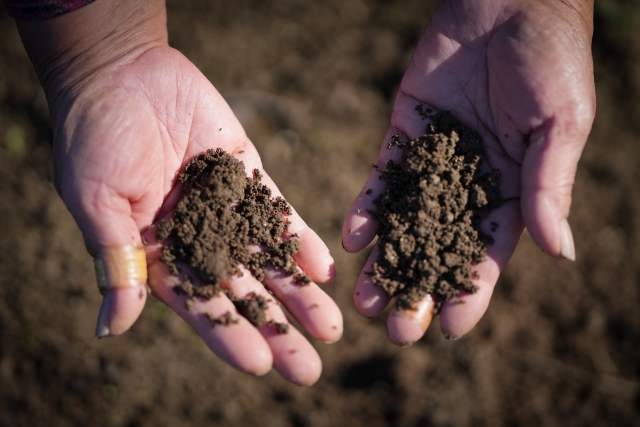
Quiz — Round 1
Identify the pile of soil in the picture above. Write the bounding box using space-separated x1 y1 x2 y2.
371 110 503 311
156 148 306 329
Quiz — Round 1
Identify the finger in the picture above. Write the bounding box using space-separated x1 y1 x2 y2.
342 128 403 253
342 96 436 253
353 245 391 317
146 258 273 375
387 295 435 347
257 172 336 284
439 199 524 339
59 182 148 338
225 267 322 386
383 201 523 344
143 224 323 382
262 265 343 344
521 111 593 261
94 246 148 338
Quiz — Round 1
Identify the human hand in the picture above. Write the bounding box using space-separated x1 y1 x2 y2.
343 0 595 345
18 0 341 386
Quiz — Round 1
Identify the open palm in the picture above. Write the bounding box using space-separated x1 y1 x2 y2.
343 0 595 345
53 46 342 385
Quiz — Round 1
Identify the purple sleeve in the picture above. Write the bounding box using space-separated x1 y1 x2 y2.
3 0 95 20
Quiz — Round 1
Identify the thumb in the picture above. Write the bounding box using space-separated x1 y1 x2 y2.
520 113 593 261
59 179 148 338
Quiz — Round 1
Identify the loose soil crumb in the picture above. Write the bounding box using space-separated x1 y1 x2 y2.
157 148 304 331
370 109 503 313
234 293 269 327
267 320 290 334
206 311 239 327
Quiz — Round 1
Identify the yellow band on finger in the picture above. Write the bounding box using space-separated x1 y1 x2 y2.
94 246 148 293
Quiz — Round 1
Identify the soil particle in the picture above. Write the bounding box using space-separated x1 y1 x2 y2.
234 293 269 328
370 110 503 313
293 272 312 285
157 148 304 330
267 320 290 334
206 311 239 327
173 277 222 310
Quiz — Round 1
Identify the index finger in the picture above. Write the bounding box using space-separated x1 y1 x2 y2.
341 128 404 253
342 96 433 253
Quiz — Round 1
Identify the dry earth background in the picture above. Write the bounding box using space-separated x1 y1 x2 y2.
1 0 640 426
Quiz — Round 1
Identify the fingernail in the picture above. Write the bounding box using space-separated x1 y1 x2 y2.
95 294 112 339
559 218 576 261
255 366 272 377
323 330 343 344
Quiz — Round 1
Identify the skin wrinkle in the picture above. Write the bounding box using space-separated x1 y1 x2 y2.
480 2 592 155
392 87 417 121
461 79 492 140
419 17 501 150
558 0 594 36
522 124 577 219
63 87 140 162
149 88 185 165
62 100 164 232
409 1 589 198
19 2 169 120
415 36 509 170
186 100 218 155
487 60 528 154
172 72 182 139
136 55 210 195
141 57 190 142
71 181 135 250
49 42 165 115
489 32 549 157
154 118 175 193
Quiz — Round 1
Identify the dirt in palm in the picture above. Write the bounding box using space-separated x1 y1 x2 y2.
370 109 503 312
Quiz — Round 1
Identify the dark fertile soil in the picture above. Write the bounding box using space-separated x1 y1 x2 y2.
371 110 502 311
156 148 306 328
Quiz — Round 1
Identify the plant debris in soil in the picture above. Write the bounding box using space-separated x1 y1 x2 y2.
156 148 307 332
370 108 503 313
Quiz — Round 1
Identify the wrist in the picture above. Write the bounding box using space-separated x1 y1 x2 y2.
540 0 594 36
521 0 594 35
16 0 168 111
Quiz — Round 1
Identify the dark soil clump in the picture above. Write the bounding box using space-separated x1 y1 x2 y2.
268 320 290 334
157 148 304 331
206 311 239 327
234 293 269 327
371 110 503 312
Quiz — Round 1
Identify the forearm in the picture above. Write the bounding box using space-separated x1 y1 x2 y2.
16 0 168 109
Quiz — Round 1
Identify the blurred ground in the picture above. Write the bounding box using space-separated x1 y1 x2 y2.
1 0 640 426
